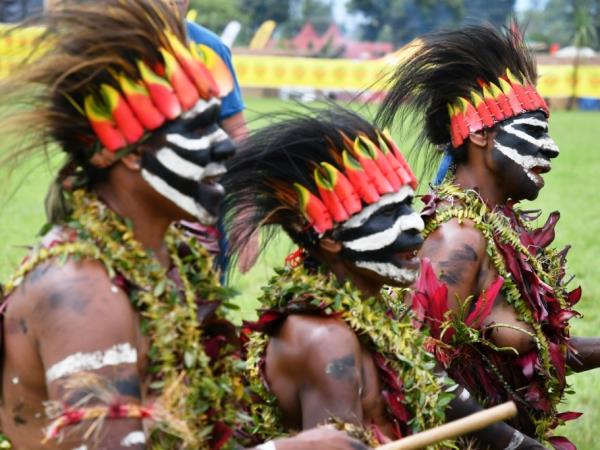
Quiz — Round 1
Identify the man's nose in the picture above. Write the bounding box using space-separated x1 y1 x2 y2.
540 138 560 159
211 138 237 161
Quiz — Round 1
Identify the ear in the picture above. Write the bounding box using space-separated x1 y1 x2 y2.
120 150 143 172
319 237 342 254
468 129 490 148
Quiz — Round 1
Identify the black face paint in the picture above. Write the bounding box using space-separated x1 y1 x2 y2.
492 111 559 201
140 99 236 224
334 190 424 286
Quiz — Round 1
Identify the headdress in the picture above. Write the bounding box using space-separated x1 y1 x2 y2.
0 0 232 187
222 107 416 262
377 23 547 153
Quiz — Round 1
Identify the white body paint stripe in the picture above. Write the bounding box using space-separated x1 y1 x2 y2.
343 213 424 252
181 97 221 120
355 261 419 285
342 186 414 230
46 343 137 383
504 430 525 450
166 128 228 151
121 431 146 447
141 169 215 225
71 446 87 450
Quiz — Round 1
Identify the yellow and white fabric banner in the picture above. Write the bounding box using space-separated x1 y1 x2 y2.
2 25 600 98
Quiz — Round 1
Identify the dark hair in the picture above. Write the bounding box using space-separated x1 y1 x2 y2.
376 23 536 179
222 105 382 268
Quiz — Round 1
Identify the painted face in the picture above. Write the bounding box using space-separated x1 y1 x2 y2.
334 186 424 286
140 98 236 225
492 111 559 200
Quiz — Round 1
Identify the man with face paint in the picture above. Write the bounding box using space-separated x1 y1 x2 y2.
0 2 368 449
378 24 596 448
222 108 546 449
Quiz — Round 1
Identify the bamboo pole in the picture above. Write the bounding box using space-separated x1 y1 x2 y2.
376 401 518 450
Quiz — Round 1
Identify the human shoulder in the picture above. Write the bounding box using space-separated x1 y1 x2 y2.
13 257 136 337
270 314 361 379
423 217 487 261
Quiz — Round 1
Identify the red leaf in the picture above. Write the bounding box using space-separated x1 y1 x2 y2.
556 411 583 422
465 276 504 328
567 287 582 306
548 436 577 450
516 351 538 379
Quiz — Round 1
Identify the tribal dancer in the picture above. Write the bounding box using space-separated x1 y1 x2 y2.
378 24 597 448
223 107 545 449
0 2 366 449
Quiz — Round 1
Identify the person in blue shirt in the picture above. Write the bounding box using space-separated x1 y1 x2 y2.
169 0 248 142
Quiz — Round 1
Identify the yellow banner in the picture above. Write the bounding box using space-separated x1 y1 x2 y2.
233 54 600 98
2 25 600 98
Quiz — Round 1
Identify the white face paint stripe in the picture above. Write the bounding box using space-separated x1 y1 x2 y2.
494 141 549 185
342 186 414 230
141 169 215 225
503 121 559 152
181 97 221 120
166 127 228 151
342 213 424 252
121 431 146 447
156 147 205 181
71 446 88 450
355 260 419 285
46 343 137 383
508 116 548 129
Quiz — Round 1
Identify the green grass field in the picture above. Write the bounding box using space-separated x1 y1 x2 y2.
1 98 599 448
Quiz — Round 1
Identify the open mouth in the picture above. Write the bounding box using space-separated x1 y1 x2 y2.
530 164 551 175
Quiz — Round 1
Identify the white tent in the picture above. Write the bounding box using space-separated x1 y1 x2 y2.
555 46 597 58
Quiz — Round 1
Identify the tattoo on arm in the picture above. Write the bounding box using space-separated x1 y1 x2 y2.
438 244 478 286
325 355 357 381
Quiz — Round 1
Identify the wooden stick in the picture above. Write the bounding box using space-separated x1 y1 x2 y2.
376 401 518 450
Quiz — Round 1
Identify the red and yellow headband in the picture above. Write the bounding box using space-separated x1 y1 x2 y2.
295 130 417 234
448 68 548 148
83 31 233 154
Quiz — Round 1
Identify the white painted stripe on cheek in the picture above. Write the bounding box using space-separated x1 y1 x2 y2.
121 431 146 447
343 213 424 252
355 261 419 285
494 141 548 184
156 147 205 181
141 169 215 225
166 128 228 151
46 343 137 383
342 186 414 230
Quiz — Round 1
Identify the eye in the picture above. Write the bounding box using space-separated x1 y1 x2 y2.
381 205 397 217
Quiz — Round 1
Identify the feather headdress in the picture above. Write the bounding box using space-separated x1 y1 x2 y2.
0 0 232 172
222 106 415 267
377 23 546 155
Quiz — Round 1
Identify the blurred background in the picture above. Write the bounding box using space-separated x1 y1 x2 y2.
1 0 600 448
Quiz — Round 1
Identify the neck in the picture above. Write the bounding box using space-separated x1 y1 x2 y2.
453 163 508 207
94 182 174 268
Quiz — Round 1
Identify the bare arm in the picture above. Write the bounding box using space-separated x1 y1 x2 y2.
221 111 249 143
266 315 364 429
33 259 146 449
567 337 600 373
419 218 487 314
